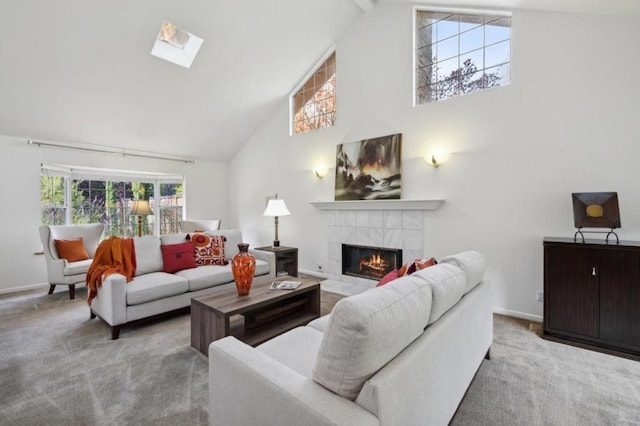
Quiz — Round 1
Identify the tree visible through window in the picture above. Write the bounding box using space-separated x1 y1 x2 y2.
415 10 511 104
292 52 336 135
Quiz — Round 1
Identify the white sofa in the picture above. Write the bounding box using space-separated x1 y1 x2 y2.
209 251 491 426
180 219 221 232
39 223 105 299
90 229 275 339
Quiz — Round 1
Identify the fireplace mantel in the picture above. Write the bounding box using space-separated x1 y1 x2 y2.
309 199 445 211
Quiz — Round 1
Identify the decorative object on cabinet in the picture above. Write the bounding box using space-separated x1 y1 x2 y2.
571 192 620 243
335 133 402 201
543 237 640 361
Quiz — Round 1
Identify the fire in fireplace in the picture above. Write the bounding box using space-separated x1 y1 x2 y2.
342 244 402 280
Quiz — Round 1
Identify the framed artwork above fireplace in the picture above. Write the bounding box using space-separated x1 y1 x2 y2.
335 133 402 201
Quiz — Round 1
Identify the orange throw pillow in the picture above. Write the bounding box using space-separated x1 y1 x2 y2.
55 238 90 262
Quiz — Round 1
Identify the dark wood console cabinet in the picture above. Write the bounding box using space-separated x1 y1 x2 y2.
543 237 640 360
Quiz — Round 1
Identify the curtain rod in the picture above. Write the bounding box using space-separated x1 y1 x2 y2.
27 139 196 164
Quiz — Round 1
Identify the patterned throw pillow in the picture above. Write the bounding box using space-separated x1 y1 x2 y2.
188 233 228 265
398 257 437 277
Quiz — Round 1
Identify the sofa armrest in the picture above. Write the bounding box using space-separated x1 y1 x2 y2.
45 258 67 283
250 249 276 278
209 337 379 426
90 273 127 326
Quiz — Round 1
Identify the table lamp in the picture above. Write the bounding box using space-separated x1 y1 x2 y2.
263 193 290 247
131 200 153 237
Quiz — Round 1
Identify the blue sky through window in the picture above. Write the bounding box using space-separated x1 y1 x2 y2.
415 11 511 103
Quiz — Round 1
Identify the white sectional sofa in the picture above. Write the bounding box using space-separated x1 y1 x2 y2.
208 251 491 426
90 229 275 339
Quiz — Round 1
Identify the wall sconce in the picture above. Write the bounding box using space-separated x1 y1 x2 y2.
313 166 328 179
424 152 449 168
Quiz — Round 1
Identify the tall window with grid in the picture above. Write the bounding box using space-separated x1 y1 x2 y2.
415 10 511 104
291 52 336 135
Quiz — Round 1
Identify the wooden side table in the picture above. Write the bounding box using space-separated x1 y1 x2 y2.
255 246 298 277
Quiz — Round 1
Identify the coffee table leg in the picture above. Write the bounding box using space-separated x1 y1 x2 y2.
213 313 230 342
192 301 232 356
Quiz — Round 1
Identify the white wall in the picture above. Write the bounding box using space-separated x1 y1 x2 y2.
0 134 228 293
229 5 640 320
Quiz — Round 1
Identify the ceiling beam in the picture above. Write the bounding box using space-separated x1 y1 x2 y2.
352 0 377 12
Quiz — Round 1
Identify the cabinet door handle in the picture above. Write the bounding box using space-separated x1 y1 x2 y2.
592 267 597 276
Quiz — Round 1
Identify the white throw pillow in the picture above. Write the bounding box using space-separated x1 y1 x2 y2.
312 275 432 400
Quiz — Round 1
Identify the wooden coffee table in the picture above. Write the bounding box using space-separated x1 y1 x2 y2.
190 275 321 355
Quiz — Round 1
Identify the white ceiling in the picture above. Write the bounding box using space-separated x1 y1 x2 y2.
1 0 638 162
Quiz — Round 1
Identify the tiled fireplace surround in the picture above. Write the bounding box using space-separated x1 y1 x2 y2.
323 209 424 295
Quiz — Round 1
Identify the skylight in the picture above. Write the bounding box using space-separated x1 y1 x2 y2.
151 22 203 69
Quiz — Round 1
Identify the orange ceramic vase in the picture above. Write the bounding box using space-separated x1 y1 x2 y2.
231 243 256 296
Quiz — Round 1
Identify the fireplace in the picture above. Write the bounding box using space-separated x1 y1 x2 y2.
342 244 403 280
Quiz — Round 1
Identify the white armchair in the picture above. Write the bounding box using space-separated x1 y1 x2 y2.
39 223 104 299
179 219 221 232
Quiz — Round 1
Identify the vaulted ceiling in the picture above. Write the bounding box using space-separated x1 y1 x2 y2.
1 0 638 162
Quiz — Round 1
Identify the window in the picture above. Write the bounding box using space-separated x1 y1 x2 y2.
291 51 336 135
415 9 511 104
40 164 184 237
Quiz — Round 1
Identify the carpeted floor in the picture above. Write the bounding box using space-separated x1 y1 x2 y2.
1 286 639 426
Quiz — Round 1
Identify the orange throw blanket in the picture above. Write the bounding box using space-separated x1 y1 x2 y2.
86 236 136 306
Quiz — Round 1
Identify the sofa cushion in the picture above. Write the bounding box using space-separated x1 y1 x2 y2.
411 263 466 325
126 272 189 305
63 258 93 275
175 265 234 291
312 275 432 400
134 236 163 275
257 326 324 378
439 251 485 294
55 238 89 262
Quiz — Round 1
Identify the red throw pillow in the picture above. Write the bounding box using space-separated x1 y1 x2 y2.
376 269 399 287
55 238 89 262
161 242 197 273
188 233 228 266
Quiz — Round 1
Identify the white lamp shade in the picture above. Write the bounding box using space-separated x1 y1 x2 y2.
263 199 290 217
131 200 153 216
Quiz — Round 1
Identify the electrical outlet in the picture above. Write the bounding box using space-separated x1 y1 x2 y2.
536 290 544 302
317 263 324 272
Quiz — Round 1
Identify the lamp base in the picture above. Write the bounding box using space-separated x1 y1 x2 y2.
273 240 280 247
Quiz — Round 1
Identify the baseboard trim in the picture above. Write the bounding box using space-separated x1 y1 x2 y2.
0 282 49 295
493 307 542 323
298 269 328 279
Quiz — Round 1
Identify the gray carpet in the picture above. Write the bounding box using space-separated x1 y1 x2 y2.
1 287 639 426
